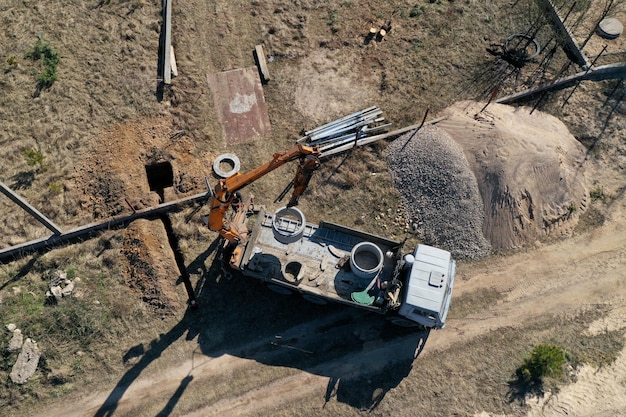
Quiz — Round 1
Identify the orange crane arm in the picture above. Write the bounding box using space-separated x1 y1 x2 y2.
207 144 320 243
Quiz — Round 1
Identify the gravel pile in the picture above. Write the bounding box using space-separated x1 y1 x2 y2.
386 125 491 259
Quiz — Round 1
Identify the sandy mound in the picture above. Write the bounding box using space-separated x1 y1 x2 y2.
387 101 589 256
438 101 589 249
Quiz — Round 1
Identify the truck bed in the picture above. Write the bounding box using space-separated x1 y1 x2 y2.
240 211 400 310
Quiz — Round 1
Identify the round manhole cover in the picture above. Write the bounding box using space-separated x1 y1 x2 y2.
597 18 623 39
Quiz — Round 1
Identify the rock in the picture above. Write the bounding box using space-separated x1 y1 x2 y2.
8 329 23 352
12 286 21 295
50 286 63 302
6 323 17 332
10 338 41 384
45 269 67 287
61 281 74 297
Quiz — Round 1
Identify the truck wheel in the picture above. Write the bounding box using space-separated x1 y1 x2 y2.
388 317 420 328
267 284 293 296
302 294 327 305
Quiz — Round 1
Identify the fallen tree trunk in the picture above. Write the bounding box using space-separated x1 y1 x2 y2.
496 62 626 104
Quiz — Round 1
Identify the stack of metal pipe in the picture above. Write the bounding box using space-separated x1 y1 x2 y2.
297 106 391 156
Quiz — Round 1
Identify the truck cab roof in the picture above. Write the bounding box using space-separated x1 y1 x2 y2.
399 244 456 329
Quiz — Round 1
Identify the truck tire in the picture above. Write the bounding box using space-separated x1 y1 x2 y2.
266 284 293 296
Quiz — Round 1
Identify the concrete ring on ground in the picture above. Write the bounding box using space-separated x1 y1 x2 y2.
597 18 623 40
503 34 541 60
213 153 241 178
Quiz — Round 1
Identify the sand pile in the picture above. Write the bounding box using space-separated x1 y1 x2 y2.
387 101 589 257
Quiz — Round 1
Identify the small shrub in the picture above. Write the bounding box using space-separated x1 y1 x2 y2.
410 7 425 18
36 64 58 87
517 343 568 386
568 203 577 214
327 9 337 26
590 187 606 202
25 36 60 89
23 148 45 170
48 182 63 195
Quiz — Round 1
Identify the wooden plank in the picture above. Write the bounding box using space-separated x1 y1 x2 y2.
170 45 178 77
163 0 172 84
0 181 63 235
254 44 270 83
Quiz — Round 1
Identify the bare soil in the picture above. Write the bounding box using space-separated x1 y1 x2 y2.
1 1 626 417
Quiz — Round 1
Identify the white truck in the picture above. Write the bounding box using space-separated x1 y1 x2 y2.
205 144 455 329
228 206 455 329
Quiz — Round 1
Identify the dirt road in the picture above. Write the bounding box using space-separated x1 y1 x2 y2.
39 190 626 417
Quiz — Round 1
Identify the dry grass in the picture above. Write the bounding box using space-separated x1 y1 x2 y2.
1 0 626 416
448 287 504 319
239 307 624 417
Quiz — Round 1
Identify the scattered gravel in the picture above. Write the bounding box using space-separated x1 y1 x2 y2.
386 125 491 259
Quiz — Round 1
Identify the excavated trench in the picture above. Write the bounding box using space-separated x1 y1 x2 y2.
145 160 198 307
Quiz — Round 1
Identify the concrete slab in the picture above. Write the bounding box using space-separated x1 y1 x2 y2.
206 67 271 145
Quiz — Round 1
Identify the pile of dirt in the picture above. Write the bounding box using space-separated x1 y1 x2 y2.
70 118 215 313
72 118 214 219
438 101 589 249
388 101 590 255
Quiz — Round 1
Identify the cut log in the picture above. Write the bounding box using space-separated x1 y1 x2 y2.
170 45 178 77
254 44 270 84
162 0 172 84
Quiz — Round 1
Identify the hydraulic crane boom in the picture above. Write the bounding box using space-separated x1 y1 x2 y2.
207 143 320 244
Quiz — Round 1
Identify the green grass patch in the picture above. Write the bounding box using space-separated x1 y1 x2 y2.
23 148 45 171
516 343 568 386
25 36 60 89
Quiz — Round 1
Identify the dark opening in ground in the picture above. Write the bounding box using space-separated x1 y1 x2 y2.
145 161 174 201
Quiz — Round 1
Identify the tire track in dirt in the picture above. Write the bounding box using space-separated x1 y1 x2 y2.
45 309 412 417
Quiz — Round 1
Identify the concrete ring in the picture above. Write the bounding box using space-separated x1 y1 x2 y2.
213 153 241 178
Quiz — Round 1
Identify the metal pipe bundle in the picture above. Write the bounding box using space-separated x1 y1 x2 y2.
297 106 391 155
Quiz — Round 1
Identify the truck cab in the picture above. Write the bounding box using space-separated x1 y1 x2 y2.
398 244 456 329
